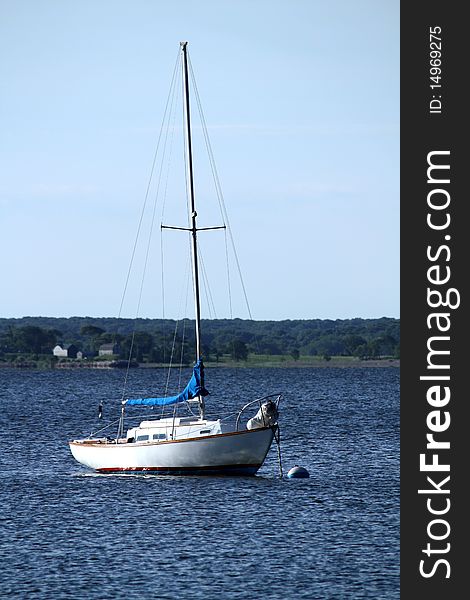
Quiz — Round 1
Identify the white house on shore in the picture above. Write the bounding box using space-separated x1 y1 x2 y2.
53 344 79 358
98 343 119 356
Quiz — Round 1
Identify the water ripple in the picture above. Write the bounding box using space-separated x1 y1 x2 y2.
0 367 399 599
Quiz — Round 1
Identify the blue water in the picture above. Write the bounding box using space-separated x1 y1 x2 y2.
0 367 399 599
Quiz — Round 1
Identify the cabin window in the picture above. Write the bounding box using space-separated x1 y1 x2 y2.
199 429 211 434
136 434 149 442
152 433 166 440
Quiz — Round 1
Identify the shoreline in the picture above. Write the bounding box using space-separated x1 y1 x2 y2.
0 358 400 370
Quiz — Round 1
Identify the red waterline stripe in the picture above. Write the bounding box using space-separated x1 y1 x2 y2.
96 463 261 473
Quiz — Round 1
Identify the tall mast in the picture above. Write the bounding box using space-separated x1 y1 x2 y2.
181 41 204 419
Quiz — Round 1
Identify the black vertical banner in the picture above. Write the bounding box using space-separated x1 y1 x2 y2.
401 2 466 598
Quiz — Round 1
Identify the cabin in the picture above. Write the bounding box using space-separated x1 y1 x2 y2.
53 344 79 358
98 343 119 356
125 417 223 444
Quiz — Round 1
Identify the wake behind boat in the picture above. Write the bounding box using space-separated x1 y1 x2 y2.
69 42 282 475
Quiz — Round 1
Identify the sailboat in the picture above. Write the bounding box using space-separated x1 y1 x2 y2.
69 42 281 475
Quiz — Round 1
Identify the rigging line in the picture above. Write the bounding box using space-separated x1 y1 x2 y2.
160 225 166 363
178 261 192 390
224 229 233 319
164 318 179 397
154 56 181 378
174 246 195 420
181 60 192 231
181 249 199 420
198 243 217 319
117 49 180 323
188 57 226 226
178 318 186 390
200 258 214 320
155 83 181 375
159 78 180 365
160 54 182 224
154 65 180 234
119 50 180 401
121 111 166 399
162 248 192 397
189 58 253 320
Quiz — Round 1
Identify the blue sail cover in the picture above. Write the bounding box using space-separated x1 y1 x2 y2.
125 359 209 407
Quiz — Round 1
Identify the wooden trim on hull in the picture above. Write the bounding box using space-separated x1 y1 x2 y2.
96 464 261 476
69 425 274 449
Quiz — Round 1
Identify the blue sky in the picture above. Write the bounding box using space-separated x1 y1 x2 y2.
0 0 399 321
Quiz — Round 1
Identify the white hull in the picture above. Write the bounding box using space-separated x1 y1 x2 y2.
69 426 275 475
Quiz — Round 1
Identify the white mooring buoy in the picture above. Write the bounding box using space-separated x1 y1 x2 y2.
287 465 310 478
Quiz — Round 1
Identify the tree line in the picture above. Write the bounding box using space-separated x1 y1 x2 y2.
0 316 399 364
